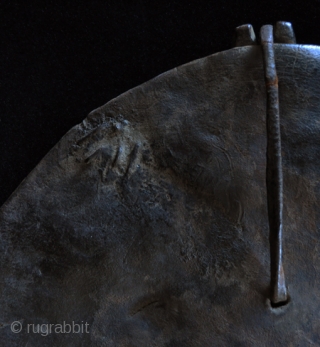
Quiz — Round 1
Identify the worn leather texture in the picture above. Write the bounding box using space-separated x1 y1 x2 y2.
0 44 320 346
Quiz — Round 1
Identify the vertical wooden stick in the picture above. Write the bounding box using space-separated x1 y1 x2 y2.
260 25 288 305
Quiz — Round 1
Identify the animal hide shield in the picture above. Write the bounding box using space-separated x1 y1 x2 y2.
1 23 320 346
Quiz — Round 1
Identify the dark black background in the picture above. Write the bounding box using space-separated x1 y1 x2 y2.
1 0 320 206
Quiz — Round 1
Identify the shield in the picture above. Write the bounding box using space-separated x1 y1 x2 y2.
1 22 319 346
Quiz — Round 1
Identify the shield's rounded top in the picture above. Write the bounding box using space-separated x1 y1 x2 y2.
1 22 320 346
